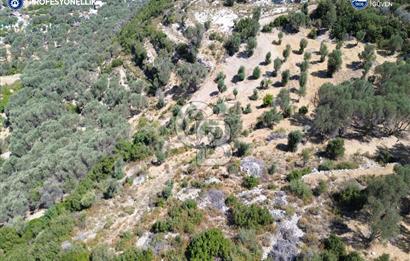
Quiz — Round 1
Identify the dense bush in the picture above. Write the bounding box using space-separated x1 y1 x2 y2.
288 179 312 201
286 167 311 181
334 183 366 211
326 138 345 159
186 228 232 261
287 131 304 152
230 203 273 229
256 108 283 129
242 176 259 189
152 199 203 234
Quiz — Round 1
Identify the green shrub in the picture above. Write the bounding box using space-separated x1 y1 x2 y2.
60 244 90 261
252 66 261 79
237 66 245 81
268 163 277 175
0 227 24 254
286 167 311 181
225 195 239 207
287 131 303 152
227 161 240 174
334 161 359 170
230 203 273 229
153 200 203 234
343 251 365 261
262 94 274 107
288 179 312 201
326 138 345 159
314 180 328 196
242 176 259 189
298 106 308 115
117 249 153 261
111 58 123 68
151 220 171 233
323 234 346 257
186 228 232 261
335 183 366 211
235 142 251 157
318 160 334 171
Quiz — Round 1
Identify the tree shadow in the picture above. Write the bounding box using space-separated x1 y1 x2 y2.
390 223 410 253
292 50 302 55
330 219 351 235
210 91 219 97
311 60 322 65
289 114 313 127
275 143 288 152
231 75 241 83
272 81 282 88
386 143 410 165
290 74 299 81
345 43 357 49
311 70 329 79
346 61 362 71
376 50 393 57
290 87 299 94
236 51 250 59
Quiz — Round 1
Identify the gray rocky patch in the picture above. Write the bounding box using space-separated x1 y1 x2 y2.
175 188 201 201
266 132 287 141
198 189 227 212
240 157 265 177
237 188 267 205
267 214 304 261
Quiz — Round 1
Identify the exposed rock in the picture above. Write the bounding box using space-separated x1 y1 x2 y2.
199 189 227 212
273 191 288 207
135 231 153 249
270 209 286 221
61 241 72 251
240 157 265 177
175 188 201 201
237 188 267 205
267 214 304 261
133 175 145 186
194 9 238 33
266 132 287 141
204 177 221 185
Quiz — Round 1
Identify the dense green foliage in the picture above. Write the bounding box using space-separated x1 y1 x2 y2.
186 228 232 261
314 62 410 137
0 0 153 223
226 196 273 230
311 0 410 52
325 138 345 159
151 200 203 234
287 130 303 152
242 176 259 189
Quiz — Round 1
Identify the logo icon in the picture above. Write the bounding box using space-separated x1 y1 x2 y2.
7 0 24 10
351 0 368 10
175 101 233 166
